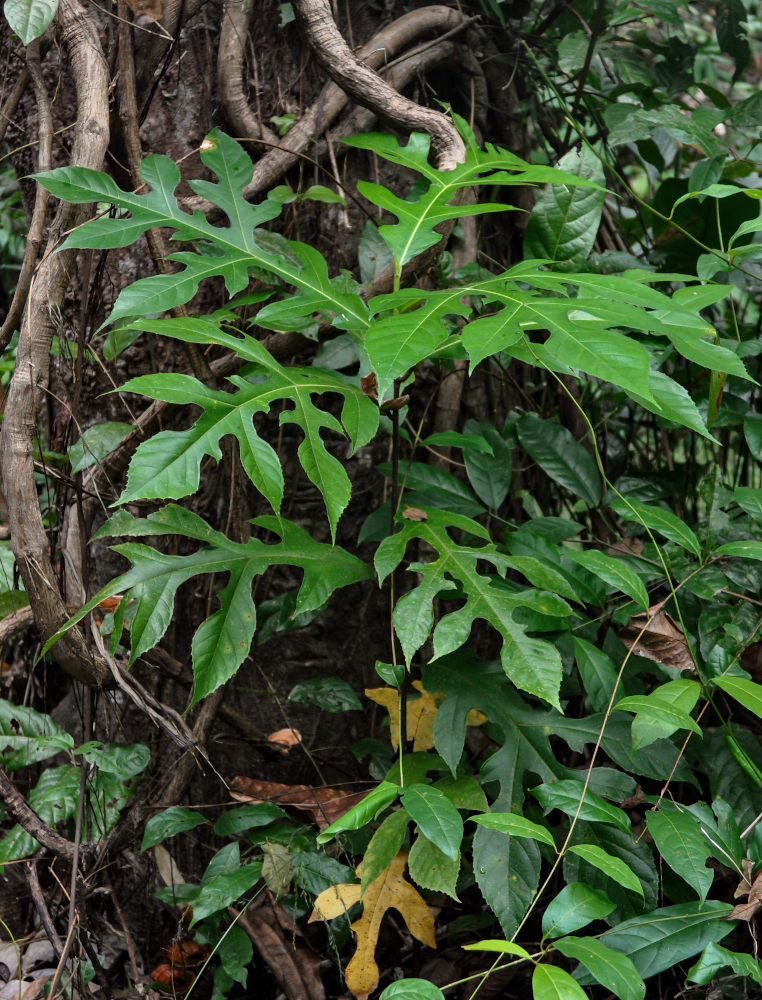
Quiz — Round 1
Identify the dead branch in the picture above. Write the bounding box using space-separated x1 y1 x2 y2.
0 0 111 687
0 767 77 860
293 0 465 170
0 66 30 144
0 604 35 643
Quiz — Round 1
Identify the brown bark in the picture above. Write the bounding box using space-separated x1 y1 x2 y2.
0 0 111 686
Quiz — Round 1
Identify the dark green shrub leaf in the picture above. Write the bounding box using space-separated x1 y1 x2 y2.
378 513 564 707
471 812 555 847
532 780 630 834
554 936 645 1000
213 804 288 836
532 963 587 1000
141 807 207 851
567 844 643 897
541 883 615 939
578 901 733 981
0 701 73 770
610 499 700 556
4 0 58 43
524 145 605 270
687 941 762 988
288 678 362 712
645 807 713 901
517 414 600 507
401 784 463 860
378 980 445 1000
408 833 460 898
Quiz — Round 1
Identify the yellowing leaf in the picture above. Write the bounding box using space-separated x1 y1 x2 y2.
310 881 362 920
310 853 435 1000
365 682 486 751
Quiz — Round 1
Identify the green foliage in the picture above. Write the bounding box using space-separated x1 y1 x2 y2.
26 12 762 991
3 0 58 44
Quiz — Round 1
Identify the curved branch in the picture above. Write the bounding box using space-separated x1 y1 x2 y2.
0 0 111 687
0 40 52 354
217 0 279 146
293 0 465 169
240 6 468 199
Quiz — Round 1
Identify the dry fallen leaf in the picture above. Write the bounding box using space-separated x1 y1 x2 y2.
267 727 302 752
365 680 486 751
229 777 369 829
310 853 435 1000
619 604 694 672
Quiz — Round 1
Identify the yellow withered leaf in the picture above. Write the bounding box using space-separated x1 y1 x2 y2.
311 852 435 1000
365 681 486 751
310 881 362 920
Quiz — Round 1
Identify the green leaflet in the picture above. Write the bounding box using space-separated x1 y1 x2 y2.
408 833 460 899
645 806 713 901
471 812 555 847
316 781 399 844
43 506 370 703
714 675 762 718
688 942 762 988
564 823 658 920
4 0 58 44
35 132 370 335
615 680 702 751
531 779 631 834
564 550 649 610
360 809 410 894
379 981 445 1000
0 700 73 770
566 844 643 898
401 784 463 860
610 498 701 556
117 318 378 539
141 807 207 851
541 883 616 940
345 124 601 270
532 963 588 1000
553 936 645 1000
375 509 566 707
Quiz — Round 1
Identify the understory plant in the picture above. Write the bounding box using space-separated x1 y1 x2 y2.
12 103 762 999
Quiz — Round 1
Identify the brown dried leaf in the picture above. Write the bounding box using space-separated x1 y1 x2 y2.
736 858 756 898
728 869 762 921
360 373 378 402
380 394 409 412
229 777 369 829
619 605 694 672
